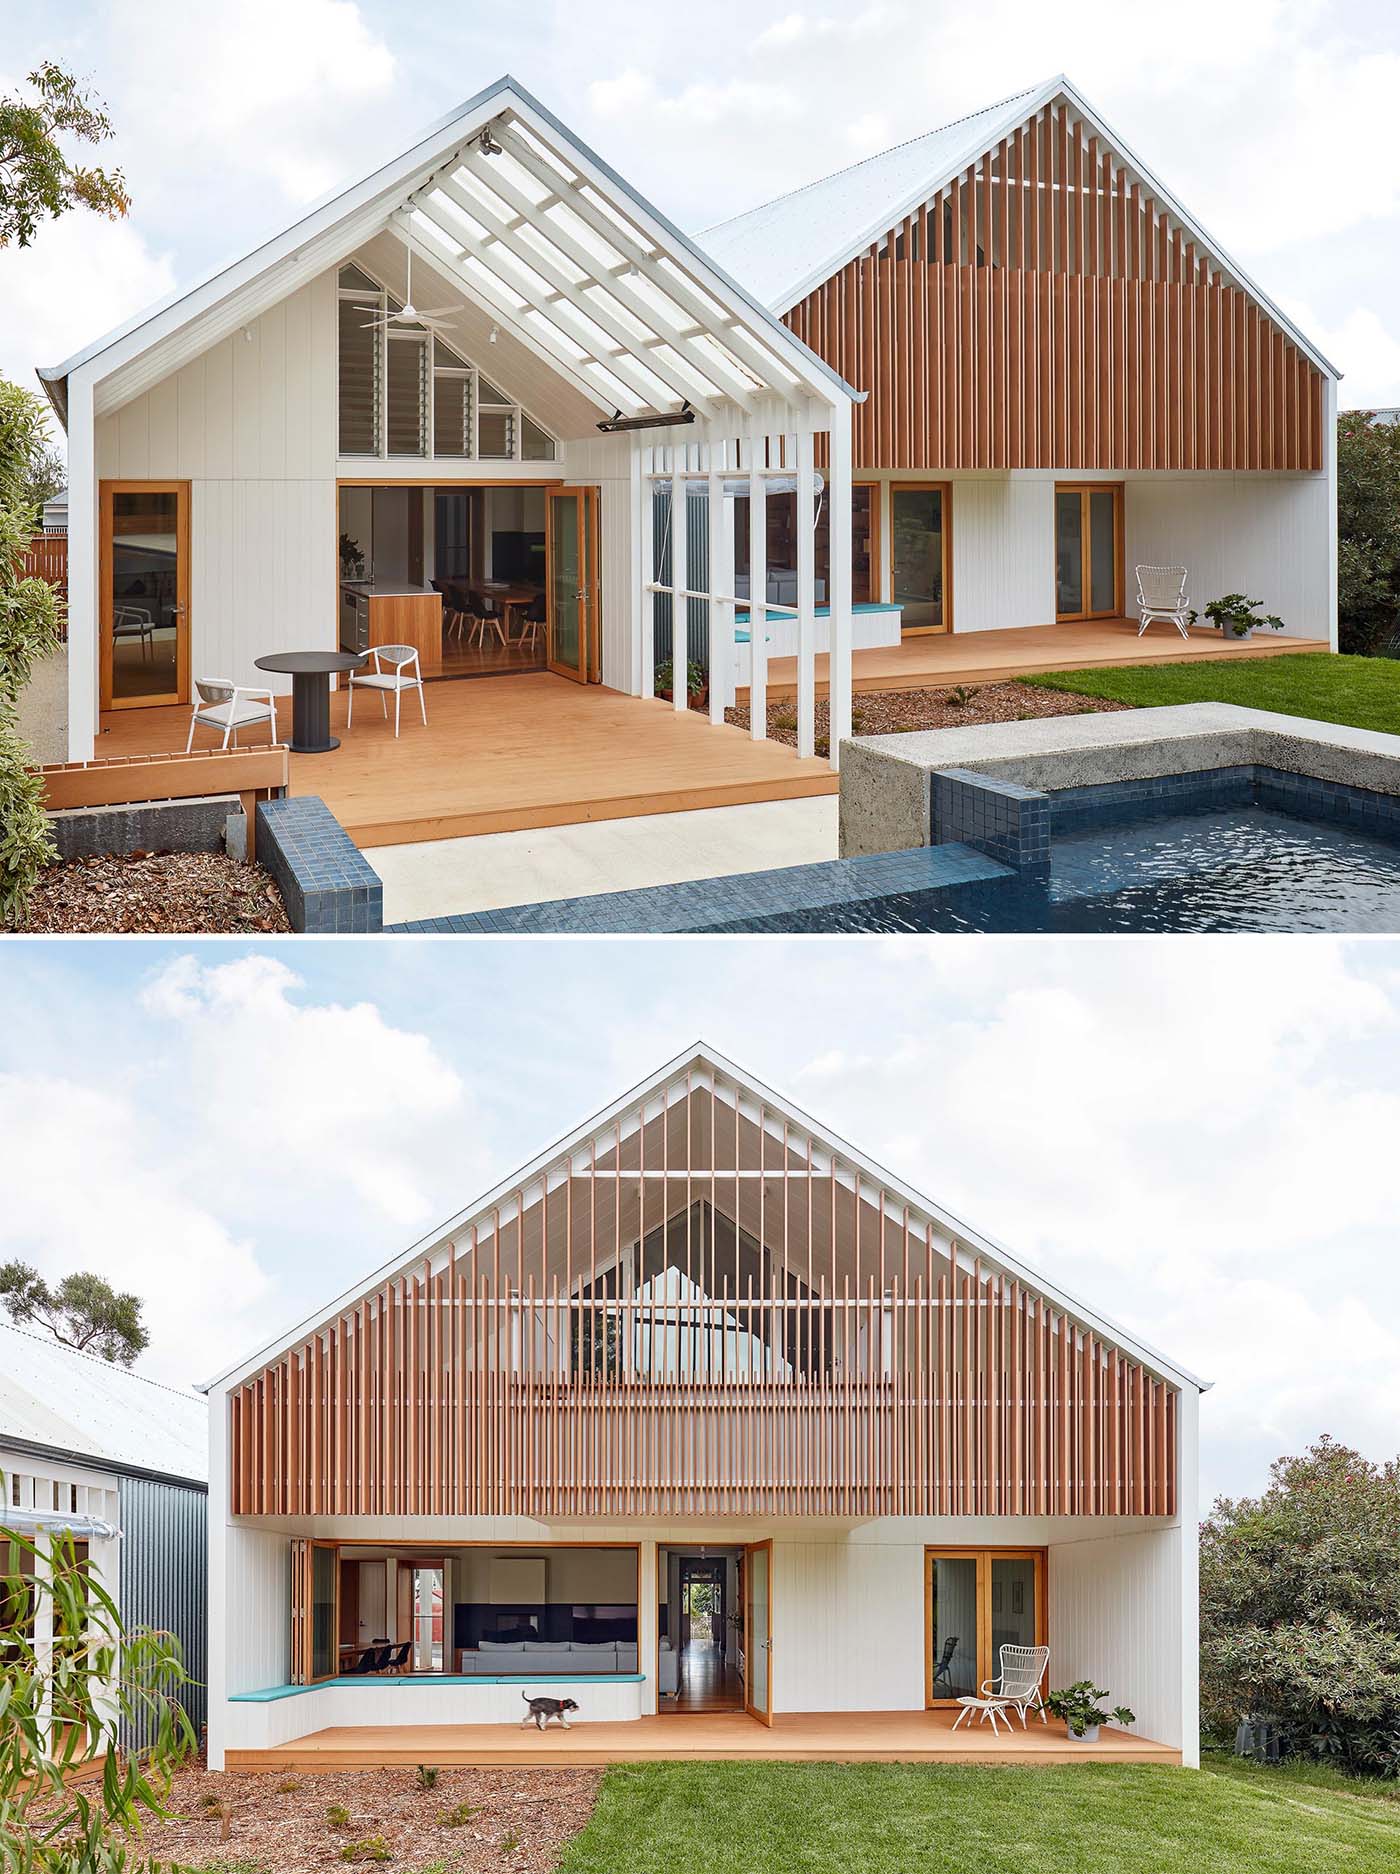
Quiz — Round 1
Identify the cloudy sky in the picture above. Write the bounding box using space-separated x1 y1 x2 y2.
3 0 1400 406
2 935 1397 1511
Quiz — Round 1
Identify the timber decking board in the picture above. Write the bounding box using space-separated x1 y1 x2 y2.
742 620 1328 702
97 674 837 848
226 1709 1179 1771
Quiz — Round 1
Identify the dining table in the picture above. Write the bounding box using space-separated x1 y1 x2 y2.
254 648 365 754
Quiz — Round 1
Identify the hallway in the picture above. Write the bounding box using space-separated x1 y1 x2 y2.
673 1637 744 1714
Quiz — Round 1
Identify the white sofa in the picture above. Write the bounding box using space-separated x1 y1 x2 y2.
455 1639 639 1676
657 1637 679 1696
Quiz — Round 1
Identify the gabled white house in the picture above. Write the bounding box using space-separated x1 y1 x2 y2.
202 1044 1205 1772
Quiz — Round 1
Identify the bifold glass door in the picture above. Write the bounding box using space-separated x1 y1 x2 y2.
547 486 599 682
1055 486 1121 620
925 1549 1045 1705
743 1540 773 1724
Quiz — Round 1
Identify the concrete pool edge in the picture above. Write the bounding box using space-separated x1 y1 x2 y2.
838 704 1400 857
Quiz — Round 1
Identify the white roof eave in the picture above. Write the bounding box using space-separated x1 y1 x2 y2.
205 1039 1207 1399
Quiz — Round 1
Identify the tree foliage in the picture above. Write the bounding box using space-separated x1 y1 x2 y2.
0 1521 195 1873
0 1263 149 1366
1337 415 1400 657
0 376 63 927
0 63 129 249
1201 1436 1400 1776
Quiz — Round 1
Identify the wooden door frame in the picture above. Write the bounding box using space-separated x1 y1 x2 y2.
1054 483 1125 621
923 1546 1047 1708
888 480 953 635
291 1537 342 1685
853 480 882 607
743 1538 773 1726
546 485 600 684
99 479 191 710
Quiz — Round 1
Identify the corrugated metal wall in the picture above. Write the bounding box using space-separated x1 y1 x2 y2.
118 1477 208 1751
652 490 711 677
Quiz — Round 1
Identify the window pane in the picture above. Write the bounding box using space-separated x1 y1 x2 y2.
338 298 380 455
929 1556 978 1699
520 415 554 461
478 375 510 405
434 373 471 458
109 489 181 701
1089 490 1117 613
891 487 943 629
478 410 514 459
433 335 469 369
311 1547 336 1680
338 262 380 293
386 334 426 456
1055 491 1084 614
852 484 875 605
990 1557 1038 1659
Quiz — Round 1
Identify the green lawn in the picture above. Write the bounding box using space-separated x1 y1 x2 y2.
1023 651 1400 736
557 1759 1400 1874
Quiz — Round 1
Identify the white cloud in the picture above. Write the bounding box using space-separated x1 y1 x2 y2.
1287 303 1400 407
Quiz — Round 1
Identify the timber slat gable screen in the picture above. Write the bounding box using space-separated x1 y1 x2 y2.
785 98 1324 473
230 1066 1176 1520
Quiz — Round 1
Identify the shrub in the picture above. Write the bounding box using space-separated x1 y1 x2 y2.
414 1764 440 1790
326 1803 352 1829
1201 1436 1400 1776
340 1836 392 1863
439 1800 482 1827
1338 414 1400 655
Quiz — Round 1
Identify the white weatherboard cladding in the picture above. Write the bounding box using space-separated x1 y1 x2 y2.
1125 474 1332 643
946 477 1056 633
1049 1529 1184 1754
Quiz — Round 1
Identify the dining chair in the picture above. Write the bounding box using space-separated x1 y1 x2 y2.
431 579 465 640
516 593 547 650
346 644 427 737
186 677 279 750
466 590 507 649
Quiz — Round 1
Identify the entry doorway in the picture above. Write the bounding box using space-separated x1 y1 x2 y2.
547 486 600 683
99 481 190 709
658 1544 750 1714
1055 484 1123 620
889 482 951 634
924 1548 1046 1707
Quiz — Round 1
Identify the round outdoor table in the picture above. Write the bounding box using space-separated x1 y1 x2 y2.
254 649 365 754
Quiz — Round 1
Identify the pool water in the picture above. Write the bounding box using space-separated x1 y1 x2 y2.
826 807 1400 933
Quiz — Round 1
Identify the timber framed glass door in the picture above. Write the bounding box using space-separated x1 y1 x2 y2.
924 1548 1045 1707
547 486 599 683
1054 485 1122 620
889 482 951 634
100 481 190 708
743 1539 773 1725
290 1538 341 1685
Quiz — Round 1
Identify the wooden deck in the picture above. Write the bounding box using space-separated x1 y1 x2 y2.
228 1708 1179 1772
743 618 1329 702
96 675 837 849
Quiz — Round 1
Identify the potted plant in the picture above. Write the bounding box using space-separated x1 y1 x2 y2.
654 658 709 710
1046 1680 1136 1743
340 532 366 579
1203 592 1284 639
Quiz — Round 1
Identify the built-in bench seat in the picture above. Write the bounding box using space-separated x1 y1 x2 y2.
455 1640 638 1676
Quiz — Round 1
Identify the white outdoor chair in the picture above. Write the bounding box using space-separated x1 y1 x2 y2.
347 644 427 737
1135 565 1193 639
186 677 278 751
952 1644 1050 1736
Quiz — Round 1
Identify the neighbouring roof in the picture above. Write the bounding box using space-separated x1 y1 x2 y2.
209 1040 1208 1396
0 1321 207 1486
701 73 1338 379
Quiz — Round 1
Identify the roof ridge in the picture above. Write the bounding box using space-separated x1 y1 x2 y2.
0 1318 203 1405
699 80 1048 236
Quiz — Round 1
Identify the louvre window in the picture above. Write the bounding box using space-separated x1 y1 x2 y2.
337 295 380 455
386 331 427 456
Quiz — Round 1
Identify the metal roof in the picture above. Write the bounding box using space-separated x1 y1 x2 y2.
701 73 1338 380
0 1322 207 1485
209 1040 1207 1397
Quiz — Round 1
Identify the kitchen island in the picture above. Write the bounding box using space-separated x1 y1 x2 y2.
340 581 443 676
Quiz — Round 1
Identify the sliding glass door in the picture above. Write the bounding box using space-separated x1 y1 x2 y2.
1055 485 1122 620
925 1549 1045 1705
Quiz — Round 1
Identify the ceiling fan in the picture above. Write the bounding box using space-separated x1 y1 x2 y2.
356 244 465 335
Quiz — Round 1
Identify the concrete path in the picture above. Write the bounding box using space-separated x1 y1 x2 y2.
367 795 838 924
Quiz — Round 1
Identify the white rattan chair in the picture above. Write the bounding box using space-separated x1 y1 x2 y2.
952 1644 1050 1735
347 644 427 737
1135 565 1192 639
186 677 278 750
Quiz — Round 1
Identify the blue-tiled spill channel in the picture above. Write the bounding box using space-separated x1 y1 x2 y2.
388 766 1400 936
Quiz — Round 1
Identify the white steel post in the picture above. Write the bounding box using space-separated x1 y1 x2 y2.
707 429 725 726
632 436 649 698
827 404 854 770
748 413 768 741
65 370 97 760
795 417 817 760
670 441 688 712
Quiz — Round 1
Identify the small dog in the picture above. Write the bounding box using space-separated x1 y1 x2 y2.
521 1691 579 1731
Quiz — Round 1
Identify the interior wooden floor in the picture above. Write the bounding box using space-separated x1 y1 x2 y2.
670 1639 744 1713
742 618 1330 702
227 1708 1180 1772
97 674 837 848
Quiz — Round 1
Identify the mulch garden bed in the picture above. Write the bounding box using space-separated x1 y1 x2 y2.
10 850 290 935
134 1762 602 1873
725 679 1132 753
